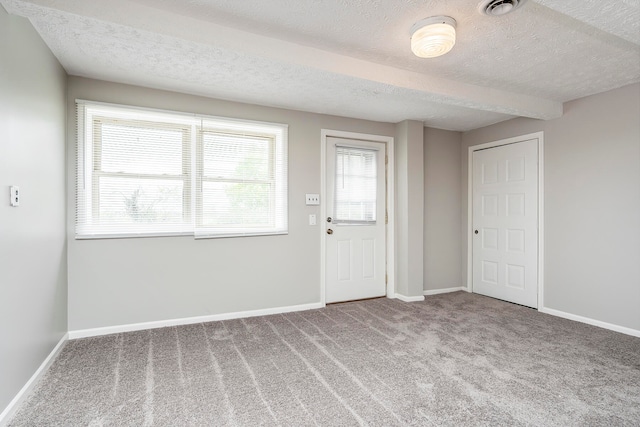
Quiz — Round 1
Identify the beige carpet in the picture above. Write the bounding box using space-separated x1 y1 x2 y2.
8 292 640 426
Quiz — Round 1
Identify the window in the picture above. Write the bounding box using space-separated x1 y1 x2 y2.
333 146 378 224
76 101 287 238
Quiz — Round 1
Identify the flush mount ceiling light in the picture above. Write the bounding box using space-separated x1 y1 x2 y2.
410 16 457 58
478 0 527 16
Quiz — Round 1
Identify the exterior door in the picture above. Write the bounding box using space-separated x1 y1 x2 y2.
472 139 538 308
325 137 386 303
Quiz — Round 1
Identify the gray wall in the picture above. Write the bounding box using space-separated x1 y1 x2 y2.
395 121 425 298
424 128 462 292
66 77 397 331
462 83 640 331
0 6 68 415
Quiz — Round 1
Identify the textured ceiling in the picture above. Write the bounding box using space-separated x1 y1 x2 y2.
3 0 639 131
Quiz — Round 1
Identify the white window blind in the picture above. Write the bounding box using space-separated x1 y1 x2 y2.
76 101 288 239
333 146 378 224
195 118 288 238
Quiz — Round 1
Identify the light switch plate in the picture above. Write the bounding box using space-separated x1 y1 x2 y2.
10 186 19 207
305 193 320 205
309 214 316 225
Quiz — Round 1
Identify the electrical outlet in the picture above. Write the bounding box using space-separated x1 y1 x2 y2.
10 186 19 207
305 193 320 205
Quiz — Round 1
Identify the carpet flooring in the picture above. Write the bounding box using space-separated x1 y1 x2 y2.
8 292 640 426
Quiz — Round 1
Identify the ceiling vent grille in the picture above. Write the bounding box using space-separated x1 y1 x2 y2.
478 0 527 16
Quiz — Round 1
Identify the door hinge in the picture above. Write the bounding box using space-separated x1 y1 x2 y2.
385 155 388 165
385 274 388 284
385 211 388 224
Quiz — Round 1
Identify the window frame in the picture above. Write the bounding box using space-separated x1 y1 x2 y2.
76 100 288 240
332 145 379 226
196 128 277 230
91 116 193 227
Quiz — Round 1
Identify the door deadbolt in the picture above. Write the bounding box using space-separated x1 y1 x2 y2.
327 228 334 235
474 230 479 235
327 216 332 223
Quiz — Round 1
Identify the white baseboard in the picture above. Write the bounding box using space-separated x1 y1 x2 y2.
68 302 324 339
424 287 464 296
394 294 425 302
540 307 640 338
0 333 68 426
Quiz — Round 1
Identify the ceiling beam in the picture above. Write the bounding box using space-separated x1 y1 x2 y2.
4 0 563 120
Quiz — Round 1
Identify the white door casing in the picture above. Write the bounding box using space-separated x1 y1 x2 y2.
472 138 539 308
324 136 386 303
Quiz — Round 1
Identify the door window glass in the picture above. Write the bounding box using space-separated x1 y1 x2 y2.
333 146 377 224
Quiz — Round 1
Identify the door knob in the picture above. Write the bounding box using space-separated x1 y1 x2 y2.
327 228 334 235
474 230 479 234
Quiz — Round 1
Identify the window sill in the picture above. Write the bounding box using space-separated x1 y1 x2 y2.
75 231 288 240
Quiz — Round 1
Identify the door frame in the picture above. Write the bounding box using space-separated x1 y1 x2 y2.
466 132 545 309
320 129 395 306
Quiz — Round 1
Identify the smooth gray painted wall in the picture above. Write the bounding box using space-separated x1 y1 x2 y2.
462 83 640 331
0 7 67 415
395 121 424 298
66 77 396 331
424 128 462 292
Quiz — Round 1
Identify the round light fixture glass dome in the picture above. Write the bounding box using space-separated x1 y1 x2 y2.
410 16 457 58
